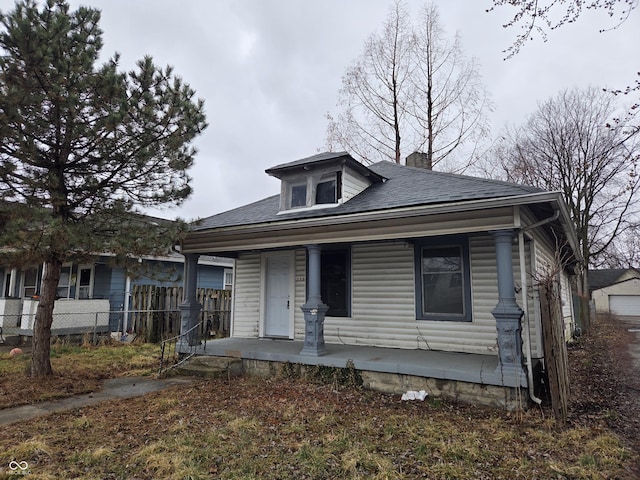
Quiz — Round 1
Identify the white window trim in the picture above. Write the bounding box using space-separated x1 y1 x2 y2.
76 264 95 300
223 268 234 290
21 266 41 298
56 263 73 299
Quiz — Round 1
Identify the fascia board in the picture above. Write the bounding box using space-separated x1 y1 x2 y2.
189 191 565 237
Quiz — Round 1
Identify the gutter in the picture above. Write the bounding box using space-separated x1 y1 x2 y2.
517 206 572 406
187 191 567 239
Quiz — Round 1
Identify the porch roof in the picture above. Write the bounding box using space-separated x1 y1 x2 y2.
183 337 528 389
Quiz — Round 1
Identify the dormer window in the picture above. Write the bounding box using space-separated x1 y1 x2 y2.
290 183 307 208
284 172 342 211
265 152 385 214
316 172 342 205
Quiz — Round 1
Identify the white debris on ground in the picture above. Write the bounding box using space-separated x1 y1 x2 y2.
401 390 428 401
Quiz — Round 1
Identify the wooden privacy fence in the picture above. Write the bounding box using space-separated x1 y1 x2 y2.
540 279 570 424
130 285 232 342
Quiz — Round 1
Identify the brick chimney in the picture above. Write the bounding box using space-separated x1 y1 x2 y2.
405 152 432 170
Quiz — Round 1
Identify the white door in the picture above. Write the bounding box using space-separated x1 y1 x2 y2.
264 255 291 337
609 295 640 317
76 265 94 299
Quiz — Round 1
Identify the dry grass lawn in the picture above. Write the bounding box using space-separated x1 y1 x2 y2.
0 318 638 479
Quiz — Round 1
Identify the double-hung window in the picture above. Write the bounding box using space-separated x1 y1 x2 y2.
414 236 472 321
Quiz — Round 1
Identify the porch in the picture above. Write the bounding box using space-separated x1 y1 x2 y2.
177 337 530 409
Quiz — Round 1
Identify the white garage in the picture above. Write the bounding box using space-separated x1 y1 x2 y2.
590 270 640 318
609 295 640 317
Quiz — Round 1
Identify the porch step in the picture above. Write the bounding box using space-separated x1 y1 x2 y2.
175 356 243 379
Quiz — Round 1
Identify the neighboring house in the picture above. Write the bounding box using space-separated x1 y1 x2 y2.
0 252 233 336
590 268 640 319
178 151 580 409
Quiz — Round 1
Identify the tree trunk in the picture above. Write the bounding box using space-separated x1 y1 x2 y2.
30 259 62 377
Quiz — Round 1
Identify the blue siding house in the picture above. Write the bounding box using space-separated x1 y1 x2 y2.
0 253 233 334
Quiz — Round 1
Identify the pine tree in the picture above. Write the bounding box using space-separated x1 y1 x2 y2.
0 0 207 376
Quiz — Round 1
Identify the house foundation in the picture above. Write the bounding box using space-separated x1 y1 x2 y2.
240 358 527 411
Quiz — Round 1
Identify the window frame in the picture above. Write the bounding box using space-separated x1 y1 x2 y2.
56 264 73 299
76 264 95 300
414 235 472 322
223 268 234 291
289 182 308 208
22 267 39 298
282 170 343 212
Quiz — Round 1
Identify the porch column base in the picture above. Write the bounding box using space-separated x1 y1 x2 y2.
178 299 202 348
300 302 329 356
492 303 525 381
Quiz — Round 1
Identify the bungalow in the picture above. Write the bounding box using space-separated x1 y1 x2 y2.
0 252 233 337
177 152 579 409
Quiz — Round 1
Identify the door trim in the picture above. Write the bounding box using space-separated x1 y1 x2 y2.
260 251 295 339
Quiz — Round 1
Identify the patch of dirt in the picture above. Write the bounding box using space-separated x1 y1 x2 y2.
567 314 640 474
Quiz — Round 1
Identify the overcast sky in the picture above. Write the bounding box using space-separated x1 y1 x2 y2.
55 1 640 221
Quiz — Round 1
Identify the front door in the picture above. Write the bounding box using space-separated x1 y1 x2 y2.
264 255 292 337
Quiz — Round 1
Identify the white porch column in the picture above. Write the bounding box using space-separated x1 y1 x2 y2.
179 253 202 347
300 244 328 356
491 230 526 382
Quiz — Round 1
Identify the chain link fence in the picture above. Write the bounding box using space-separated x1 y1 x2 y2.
0 307 230 345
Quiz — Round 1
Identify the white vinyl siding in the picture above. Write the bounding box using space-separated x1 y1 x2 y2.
341 167 371 202
230 232 553 357
231 253 261 338
321 237 502 355
522 204 575 348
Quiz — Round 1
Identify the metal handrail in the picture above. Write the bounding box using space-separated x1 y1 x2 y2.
158 320 203 376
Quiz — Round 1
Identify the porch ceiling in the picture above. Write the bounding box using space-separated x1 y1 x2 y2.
182 337 528 389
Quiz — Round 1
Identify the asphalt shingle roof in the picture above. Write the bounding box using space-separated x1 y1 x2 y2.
588 269 640 291
192 159 544 231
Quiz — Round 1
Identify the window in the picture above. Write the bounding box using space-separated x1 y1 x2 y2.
284 172 343 211
3 271 11 297
320 248 350 317
56 265 72 299
22 268 39 297
290 183 307 208
77 266 94 299
224 268 233 290
414 236 472 321
315 172 342 205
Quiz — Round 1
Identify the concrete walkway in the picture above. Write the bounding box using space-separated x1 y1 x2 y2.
0 376 193 426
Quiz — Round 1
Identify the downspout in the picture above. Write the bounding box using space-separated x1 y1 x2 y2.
518 208 559 406
518 229 542 405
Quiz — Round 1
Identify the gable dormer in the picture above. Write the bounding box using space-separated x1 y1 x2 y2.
265 152 385 213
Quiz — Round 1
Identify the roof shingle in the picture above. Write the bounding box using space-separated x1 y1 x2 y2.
192 159 544 231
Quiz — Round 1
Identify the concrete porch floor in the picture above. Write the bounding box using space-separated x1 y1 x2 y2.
179 337 527 389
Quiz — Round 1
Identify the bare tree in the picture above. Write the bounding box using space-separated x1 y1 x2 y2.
595 227 640 268
487 0 637 58
409 4 492 170
495 87 640 297
488 0 639 128
326 1 491 169
325 1 413 164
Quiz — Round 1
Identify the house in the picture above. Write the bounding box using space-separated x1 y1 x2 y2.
590 268 640 319
0 252 233 337
177 151 580 409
